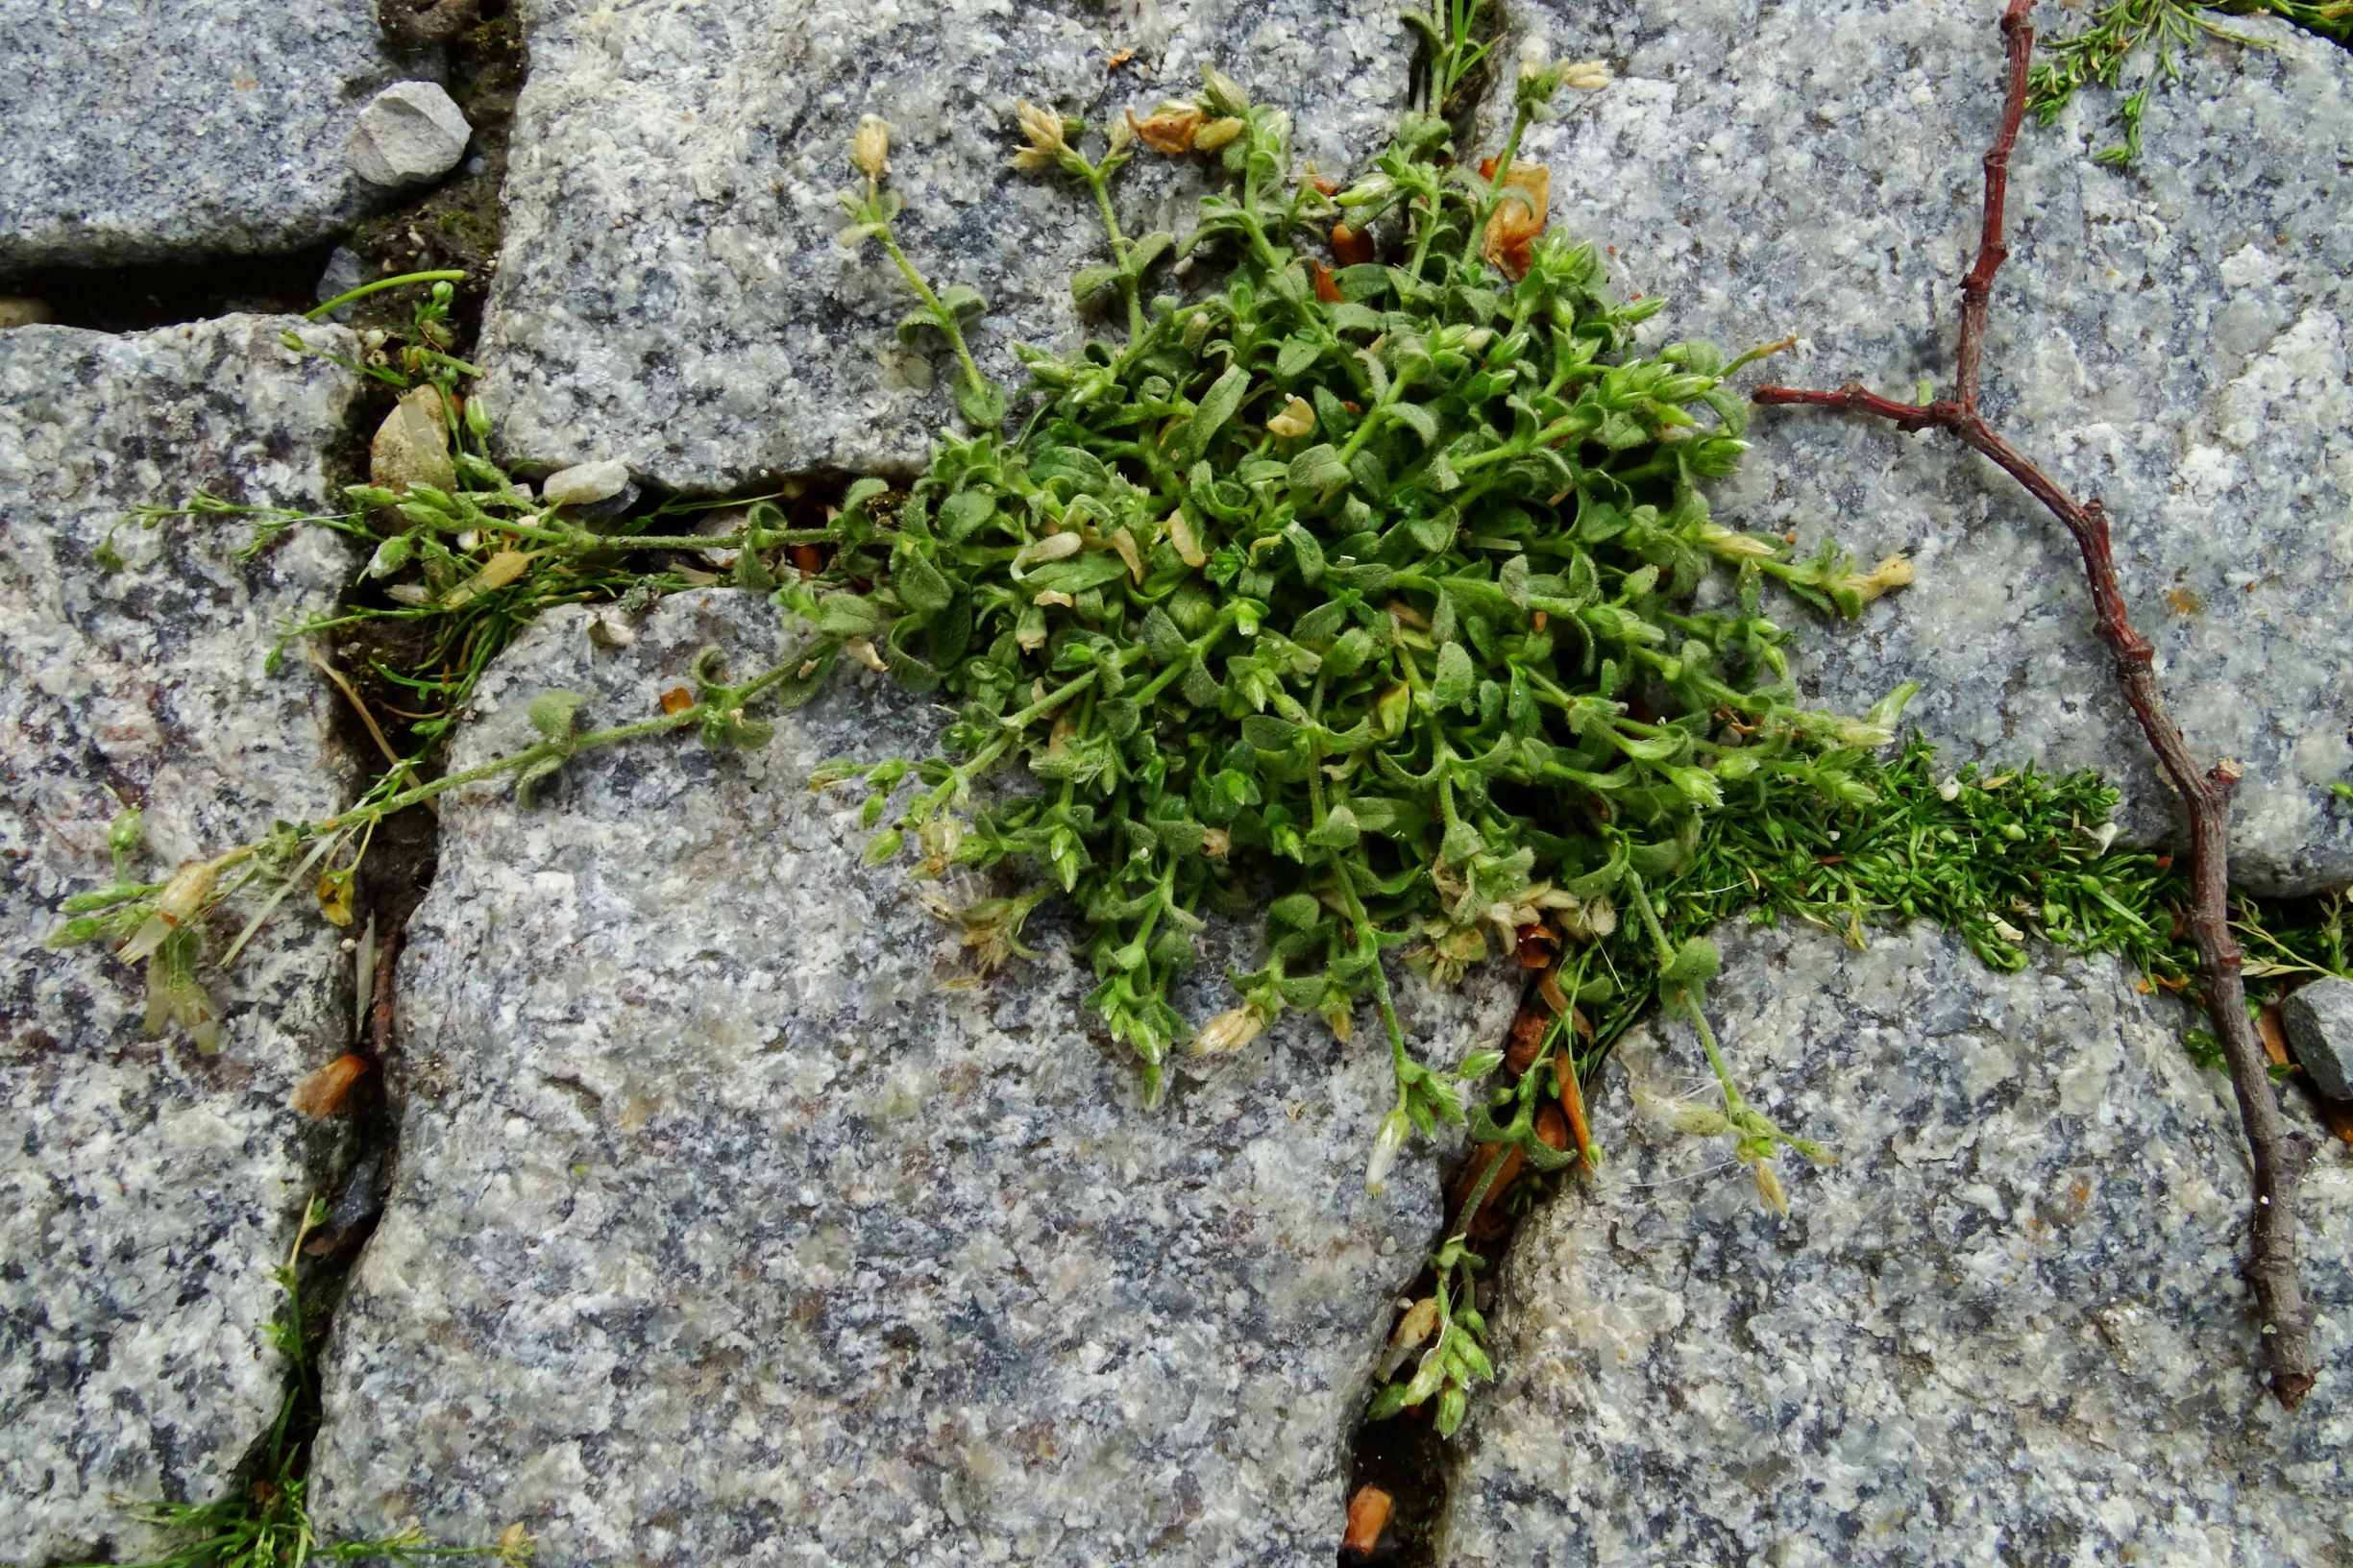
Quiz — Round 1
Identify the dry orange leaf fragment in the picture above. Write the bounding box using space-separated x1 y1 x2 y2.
2323 1099 2353 1144
1513 920 1560 969
1331 221 1373 266
1127 106 1203 154
2258 1005 2291 1067
1310 259 1342 303
1558 1058 1594 1168
1477 159 1551 280
660 686 696 716
1342 1484 1394 1556
289 1054 370 1116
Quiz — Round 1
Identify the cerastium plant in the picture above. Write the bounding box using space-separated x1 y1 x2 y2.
808 6 1915 1426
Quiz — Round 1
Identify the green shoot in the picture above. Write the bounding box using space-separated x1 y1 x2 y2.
2027 1 2350 162
67 1200 529 1568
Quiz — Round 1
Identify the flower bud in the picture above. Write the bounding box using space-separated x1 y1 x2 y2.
1264 395 1315 439
1700 523 1778 560
1835 552 1916 604
1456 1049 1505 1081
1376 1296 1440 1377
1562 60 1613 91
1164 509 1208 569
852 114 892 180
919 814 966 877
1192 116 1245 152
1832 717 1897 749
1632 1081 1733 1139
1201 64 1248 119
1364 1108 1411 1194
1011 531 1084 576
106 806 144 858
155 859 219 927
1127 106 1203 155
1190 1002 1266 1056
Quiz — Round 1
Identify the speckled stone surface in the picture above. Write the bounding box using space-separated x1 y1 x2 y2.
1492 0 2353 893
0 2 429 267
475 0 1411 490
2286 977 2353 1104
310 588 1515 1565
0 318 365 1561
1443 921 2353 1567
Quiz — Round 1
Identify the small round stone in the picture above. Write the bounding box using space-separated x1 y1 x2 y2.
346 81 472 188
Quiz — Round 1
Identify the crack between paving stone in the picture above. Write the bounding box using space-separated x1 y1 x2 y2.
1333 10 1521 1562
62 20 537 1548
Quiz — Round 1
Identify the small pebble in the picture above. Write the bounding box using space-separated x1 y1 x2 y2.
541 459 631 508
313 247 367 310
369 385 453 496
347 81 472 187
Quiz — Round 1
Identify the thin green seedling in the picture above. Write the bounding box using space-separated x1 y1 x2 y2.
2027 1 2350 161
69 1198 530 1568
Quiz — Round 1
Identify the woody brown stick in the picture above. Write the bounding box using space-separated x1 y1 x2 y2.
1752 0 2316 1406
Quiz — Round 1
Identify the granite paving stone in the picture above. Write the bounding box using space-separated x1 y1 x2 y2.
1444 920 2353 1568
310 588 1515 1566
0 316 367 1562
475 0 1413 491
0 2 436 268
1491 0 2353 892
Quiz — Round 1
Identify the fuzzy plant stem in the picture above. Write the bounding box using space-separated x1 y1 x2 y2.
1751 0 2316 1408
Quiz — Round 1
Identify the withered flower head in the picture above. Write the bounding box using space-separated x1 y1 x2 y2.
1012 100 1068 172
852 114 893 180
1127 105 1203 155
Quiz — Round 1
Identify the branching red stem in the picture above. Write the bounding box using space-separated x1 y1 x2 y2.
1752 0 2316 1408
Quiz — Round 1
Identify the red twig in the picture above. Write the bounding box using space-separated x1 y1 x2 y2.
1753 0 2316 1408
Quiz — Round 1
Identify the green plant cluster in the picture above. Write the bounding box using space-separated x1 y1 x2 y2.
810 28 1919 1146
52 279 843 1030
2029 0 2351 162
